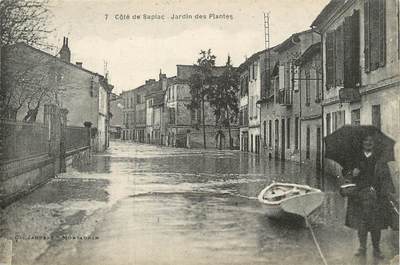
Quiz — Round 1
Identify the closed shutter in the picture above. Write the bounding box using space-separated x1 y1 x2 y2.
326 31 335 89
265 69 271 95
379 0 386 67
372 105 381 129
352 10 361 86
370 0 380 71
261 71 266 98
335 25 344 86
285 62 291 90
364 0 371 72
279 65 285 90
344 16 352 88
293 66 299 91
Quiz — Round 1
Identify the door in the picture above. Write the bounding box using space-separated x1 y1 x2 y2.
281 119 285 160
316 127 321 171
275 120 279 158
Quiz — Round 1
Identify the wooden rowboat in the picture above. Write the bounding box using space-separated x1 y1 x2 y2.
257 182 325 219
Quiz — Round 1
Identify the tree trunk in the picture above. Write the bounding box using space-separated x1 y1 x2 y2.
227 109 232 149
202 94 206 149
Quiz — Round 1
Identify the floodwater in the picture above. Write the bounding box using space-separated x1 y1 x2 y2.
2 141 398 265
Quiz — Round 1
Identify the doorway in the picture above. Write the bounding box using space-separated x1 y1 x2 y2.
281 119 285 160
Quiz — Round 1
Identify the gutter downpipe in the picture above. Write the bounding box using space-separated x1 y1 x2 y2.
311 26 325 191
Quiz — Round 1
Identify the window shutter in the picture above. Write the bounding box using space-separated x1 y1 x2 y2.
335 25 344 86
279 65 285 90
379 0 386 67
265 69 271 94
285 62 291 90
344 16 352 88
364 0 371 72
370 0 380 71
293 66 299 91
326 31 335 89
352 10 361 86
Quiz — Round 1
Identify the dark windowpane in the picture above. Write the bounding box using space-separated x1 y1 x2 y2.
372 105 381 129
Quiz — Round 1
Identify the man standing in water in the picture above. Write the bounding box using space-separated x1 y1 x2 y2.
344 134 396 260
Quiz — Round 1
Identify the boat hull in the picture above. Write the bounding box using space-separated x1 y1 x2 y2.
258 182 324 219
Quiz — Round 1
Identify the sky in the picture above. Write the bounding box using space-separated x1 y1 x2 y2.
46 0 330 94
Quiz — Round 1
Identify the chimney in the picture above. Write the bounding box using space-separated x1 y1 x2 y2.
59 36 71 63
76 62 83 67
145 79 156 84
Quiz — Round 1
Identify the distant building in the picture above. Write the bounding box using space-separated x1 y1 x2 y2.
121 89 135 140
1 38 113 152
163 64 229 148
109 93 124 139
238 65 249 152
259 30 320 162
295 42 322 170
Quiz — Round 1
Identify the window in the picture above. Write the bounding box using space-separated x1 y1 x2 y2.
344 10 361 88
351 109 361 125
169 108 176 124
275 119 279 149
335 25 344 86
306 127 311 159
326 113 331 135
269 120 272 147
333 112 338 131
254 61 258 80
364 0 386 72
315 71 321 102
251 134 254 153
372 104 381 129
305 71 311 106
295 117 299 149
287 118 291 149
263 121 267 145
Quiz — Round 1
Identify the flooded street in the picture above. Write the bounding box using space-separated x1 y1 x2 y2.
1 141 398 265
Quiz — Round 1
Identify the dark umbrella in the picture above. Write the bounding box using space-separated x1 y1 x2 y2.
325 125 395 169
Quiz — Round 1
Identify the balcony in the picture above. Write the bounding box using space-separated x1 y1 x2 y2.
339 88 360 103
278 89 293 106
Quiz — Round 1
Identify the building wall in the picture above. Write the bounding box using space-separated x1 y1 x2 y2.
261 31 320 161
2 43 110 152
298 48 322 168
320 0 400 177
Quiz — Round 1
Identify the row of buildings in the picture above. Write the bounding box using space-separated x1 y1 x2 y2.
111 0 399 178
1 37 113 152
111 65 237 149
238 0 399 176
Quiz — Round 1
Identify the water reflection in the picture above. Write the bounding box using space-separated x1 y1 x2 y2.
67 141 398 265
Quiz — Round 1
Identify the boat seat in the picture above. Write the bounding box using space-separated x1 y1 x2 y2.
264 187 301 201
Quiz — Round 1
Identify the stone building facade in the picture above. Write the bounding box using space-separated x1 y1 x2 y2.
312 0 400 177
1 38 113 152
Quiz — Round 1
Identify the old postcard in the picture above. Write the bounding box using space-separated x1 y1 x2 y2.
0 0 399 264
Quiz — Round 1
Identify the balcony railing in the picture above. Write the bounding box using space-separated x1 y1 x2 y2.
339 88 360 103
278 89 293 106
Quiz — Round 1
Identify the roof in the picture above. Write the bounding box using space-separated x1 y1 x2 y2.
311 0 346 29
295 42 321 66
5 42 105 78
274 29 313 53
237 45 278 72
176 64 227 80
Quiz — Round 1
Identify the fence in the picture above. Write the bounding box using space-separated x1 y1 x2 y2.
0 120 89 162
0 119 49 161
65 126 89 151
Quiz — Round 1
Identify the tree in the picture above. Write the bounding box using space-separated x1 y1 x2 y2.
209 55 239 149
188 49 216 149
0 0 54 121
0 0 52 48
